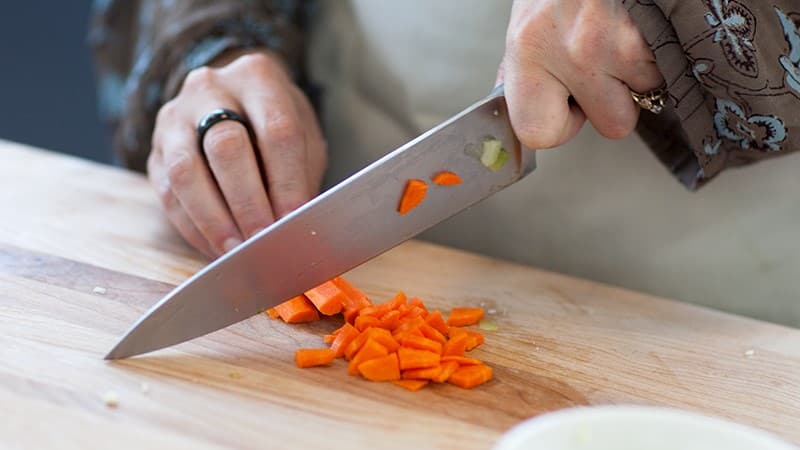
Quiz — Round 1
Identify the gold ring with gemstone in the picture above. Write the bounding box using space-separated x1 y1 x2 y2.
631 85 668 114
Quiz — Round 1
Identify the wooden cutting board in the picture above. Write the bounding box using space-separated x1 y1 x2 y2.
2 139 800 449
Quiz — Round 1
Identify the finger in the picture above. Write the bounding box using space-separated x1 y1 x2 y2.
613 14 665 93
147 150 215 258
505 62 586 149
156 106 243 256
202 119 275 238
288 86 327 195
241 86 311 218
561 72 639 140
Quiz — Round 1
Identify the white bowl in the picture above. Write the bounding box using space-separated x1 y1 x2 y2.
494 405 797 450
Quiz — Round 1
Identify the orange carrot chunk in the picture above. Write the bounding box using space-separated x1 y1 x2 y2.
397 347 441 370
378 309 402 330
393 379 429 392
398 179 427 215
408 297 428 314
442 332 468 357
441 356 484 366
425 310 450 336
295 348 336 368
448 365 493 389
355 315 381 332
346 328 399 360
419 322 447 345
323 334 336 344
359 353 401 381
464 330 485 351
447 307 485 327
432 171 462 186
433 361 460 383
402 366 442 380
333 277 372 323
329 323 359 358
273 295 320 324
399 335 442 354
266 308 280 319
304 281 345 316
348 339 389 375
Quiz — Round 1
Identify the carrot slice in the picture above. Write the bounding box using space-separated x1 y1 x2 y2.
408 297 428 314
402 366 442 380
399 305 426 321
346 328 400 360
425 310 450 336
464 330 485 351
348 339 389 375
393 379 429 392
304 281 345 316
399 335 442 354
378 309 402 330
355 315 381 332
329 323 359 358
323 334 336 344
295 348 336 368
432 171 462 186
274 295 320 323
448 365 493 389
419 322 447 345
333 277 372 323
442 332 468 357
447 307 485 327
433 361 460 383
441 356 483 366
266 308 280 319
398 179 427 215
359 353 401 381
397 347 441 370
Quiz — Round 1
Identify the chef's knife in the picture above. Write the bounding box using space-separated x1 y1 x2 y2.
106 86 535 360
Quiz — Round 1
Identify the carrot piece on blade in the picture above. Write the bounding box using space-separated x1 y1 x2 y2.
295 349 336 368
273 295 320 323
448 365 493 389
266 308 280 319
393 379 429 392
431 171 462 186
333 277 372 322
304 281 345 315
447 307 485 326
398 179 427 215
359 353 401 381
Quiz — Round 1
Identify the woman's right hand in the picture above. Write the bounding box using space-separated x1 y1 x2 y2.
148 49 327 258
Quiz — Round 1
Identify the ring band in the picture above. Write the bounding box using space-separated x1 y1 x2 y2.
631 85 668 114
197 108 250 150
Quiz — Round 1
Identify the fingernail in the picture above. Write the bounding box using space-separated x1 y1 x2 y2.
222 237 243 253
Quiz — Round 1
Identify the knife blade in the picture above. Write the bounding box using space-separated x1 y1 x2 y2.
105 86 535 360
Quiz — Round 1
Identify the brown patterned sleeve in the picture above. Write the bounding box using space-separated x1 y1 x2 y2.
89 0 310 172
623 0 800 189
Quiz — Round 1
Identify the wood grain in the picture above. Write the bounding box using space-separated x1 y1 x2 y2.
2 139 800 449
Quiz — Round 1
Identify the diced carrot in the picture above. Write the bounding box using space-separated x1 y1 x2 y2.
399 305 426 321
323 334 336 344
397 347 441 370
433 361 460 383
442 332 468 357
399 335 442 354
441 356 484 366
333 277 372 322
464 330 485 351
378 309 402 330
431 171 462 186
348 339 389 375
266 308 280 319
358 353 401 381
355 315 381 332
274 295 320 323
407 297 428 314
447 307 485 327
329 323 359 358
362 291 407 318
398 179 427 215
346 328 399 360
402 366 442 380
304 281 345 315
448 326 468 338
448 365 493 389
330 323 350 335
393 379 429 392
419 322 447 345
295 348 336 368
344 330 371 360
425 310 450 336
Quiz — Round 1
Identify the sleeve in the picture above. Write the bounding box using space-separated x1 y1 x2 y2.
88 0 312 172
623 0 800 189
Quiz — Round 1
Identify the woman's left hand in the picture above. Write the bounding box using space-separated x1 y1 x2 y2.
499 0 665 150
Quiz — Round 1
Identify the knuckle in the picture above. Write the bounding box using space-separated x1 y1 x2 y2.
203 122 247 162
597 114 637 140
263 117 302 148
184 66 217 89
156 100 180 125
566 27 605 68
164 151 198 188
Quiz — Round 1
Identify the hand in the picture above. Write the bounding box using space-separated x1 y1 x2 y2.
499 0 665 149
148 49 327 258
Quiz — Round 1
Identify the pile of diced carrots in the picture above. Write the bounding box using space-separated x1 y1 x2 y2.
267 276 492 391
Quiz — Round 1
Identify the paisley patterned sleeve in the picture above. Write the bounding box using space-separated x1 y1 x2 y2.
624 0 800 189
88 0 312 172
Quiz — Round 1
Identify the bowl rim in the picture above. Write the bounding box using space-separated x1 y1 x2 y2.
494 405 798 450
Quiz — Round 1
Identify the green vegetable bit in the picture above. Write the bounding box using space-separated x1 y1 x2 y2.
480 138 509 172
478 320 498 331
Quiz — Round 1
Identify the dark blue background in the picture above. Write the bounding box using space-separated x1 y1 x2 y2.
0 1 111 163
